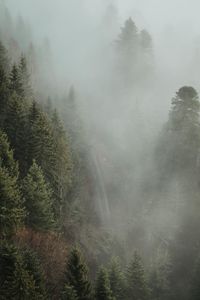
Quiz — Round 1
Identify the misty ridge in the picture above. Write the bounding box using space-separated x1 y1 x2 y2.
0 0 200 299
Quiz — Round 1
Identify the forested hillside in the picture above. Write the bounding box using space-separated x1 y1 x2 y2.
1 1 200 300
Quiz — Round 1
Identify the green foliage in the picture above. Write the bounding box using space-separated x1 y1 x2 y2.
22 160 55 231
3 92 28 174
62 285 78 300
0 241 40 300
19 54 33 99
0 129 18 177
108 257 125 300
157 86 200 175
63 248 92 300
126 252 149 300
0 40 9 72
95 267 114 300
9 64 24 97
189 255 200 300
51 109 73 216
22 247 46 299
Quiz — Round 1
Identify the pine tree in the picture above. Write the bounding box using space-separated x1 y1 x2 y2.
63 248 92 300
3 92 28 174
95 267 114 300
115 18 139 87
22 160 55 231
0 40 9 72
51 109 73 216
0 241 41 300
0 132 25 238
0 129 18 177
9 64 24 97
108 257 125 300
190 255 200 300
126 252 149 300
0 66 10 128
27 101 55 184
62 285 78 300
157 86 200 177
19 54 33 99
22 247 46 299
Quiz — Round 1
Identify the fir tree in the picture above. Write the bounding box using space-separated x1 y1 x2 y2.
51 109 73 216
3 92 28 174
22 247 46 299
22 160 55 231
0 149 25 237
0 129 18 177
19 54 33 99
126 252 149 300
63 248 92 300
0 241 41 300
109 257 125 300
62 285 78 300
0 63 10 127
157 86 200 178
95 267 114 300
0 40 9 72
190 255 200 300
9 64 24 96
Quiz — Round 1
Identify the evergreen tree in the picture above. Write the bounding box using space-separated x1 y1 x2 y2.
0 40 9 72
27 101 55 184
0 129 18 177
126 252 149 300
0 241 41 300
9 64 24 96
19 54 33 99
0 166 25 238
3 92 28 174
115 18 139 86
95 267 114 300
62 285 78 300
0 66 10 128
190 255 200 300
22 247 46 299
0 132 25 238
108 257 125 300
51 109 73 215
22 160 55 231
63 248 92 300
157 86 200 176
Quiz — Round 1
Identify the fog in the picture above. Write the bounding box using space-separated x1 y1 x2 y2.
4 0 200 258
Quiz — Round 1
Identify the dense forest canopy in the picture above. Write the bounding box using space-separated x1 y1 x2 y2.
0 1 200 299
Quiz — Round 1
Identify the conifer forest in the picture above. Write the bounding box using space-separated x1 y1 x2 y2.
1 1 200 299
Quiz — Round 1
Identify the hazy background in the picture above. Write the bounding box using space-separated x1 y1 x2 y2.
4 0 200 243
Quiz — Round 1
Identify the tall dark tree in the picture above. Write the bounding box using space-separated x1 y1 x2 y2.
63 248 92 300
0 241 42 299
0 40 9 72
9 64 24 97
95 267 114 300
115 18 139 87
19 54 33 99
22 160 55 231
0 131 25 237
108 257 125 300
190 255 200 300
51 109 73 216
157 86 200 177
